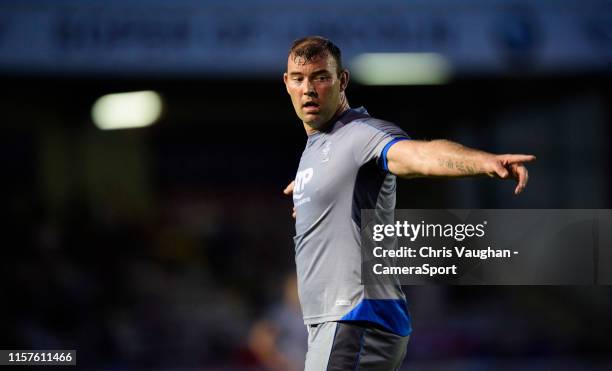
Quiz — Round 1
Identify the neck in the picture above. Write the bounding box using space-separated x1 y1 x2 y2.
303 94 350 135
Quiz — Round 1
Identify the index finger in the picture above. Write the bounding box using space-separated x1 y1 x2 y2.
501 154 536 165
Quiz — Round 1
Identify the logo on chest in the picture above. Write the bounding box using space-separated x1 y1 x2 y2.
294 168 313 200
321 141 332 163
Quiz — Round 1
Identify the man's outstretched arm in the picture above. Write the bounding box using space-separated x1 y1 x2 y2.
386 139 536 195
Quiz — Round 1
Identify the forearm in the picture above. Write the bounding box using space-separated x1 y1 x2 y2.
427 139 493 177
388 139 494 178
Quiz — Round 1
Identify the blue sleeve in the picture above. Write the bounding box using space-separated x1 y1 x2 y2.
379 137 411 172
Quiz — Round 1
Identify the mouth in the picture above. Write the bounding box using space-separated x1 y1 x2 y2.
302 101 320 113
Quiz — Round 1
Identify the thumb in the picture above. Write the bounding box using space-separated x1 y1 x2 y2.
283 180 295 195
494 162 509 178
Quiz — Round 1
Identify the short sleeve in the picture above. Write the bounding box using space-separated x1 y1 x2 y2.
350 119 410 170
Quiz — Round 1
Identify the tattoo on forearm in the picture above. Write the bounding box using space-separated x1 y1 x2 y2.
438 159 453 169
438 158 479 175
455 161 467 173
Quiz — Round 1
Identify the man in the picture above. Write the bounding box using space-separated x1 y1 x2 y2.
282 36 535 371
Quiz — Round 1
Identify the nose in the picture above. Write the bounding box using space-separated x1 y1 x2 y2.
304 79 317 98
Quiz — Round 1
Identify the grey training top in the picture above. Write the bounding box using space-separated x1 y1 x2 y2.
292 107 412 336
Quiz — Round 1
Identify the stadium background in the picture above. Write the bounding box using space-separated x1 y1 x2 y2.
1 0 611 370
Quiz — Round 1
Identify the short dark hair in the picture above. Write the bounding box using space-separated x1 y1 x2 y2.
289 36 343 76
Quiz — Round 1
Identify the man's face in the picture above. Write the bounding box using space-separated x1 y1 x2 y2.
283 53 347 131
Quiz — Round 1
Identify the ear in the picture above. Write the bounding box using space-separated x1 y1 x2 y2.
339 69 350 92
283 72 289 93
